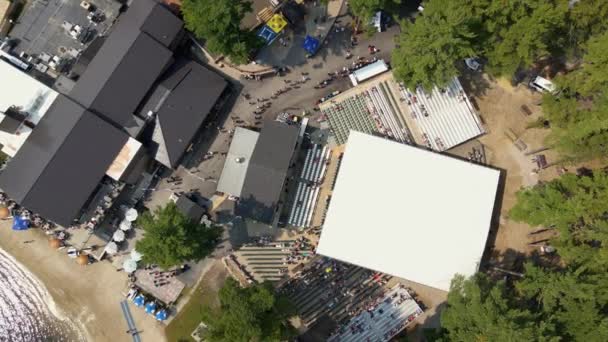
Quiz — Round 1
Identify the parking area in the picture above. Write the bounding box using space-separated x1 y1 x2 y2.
9 0 121 60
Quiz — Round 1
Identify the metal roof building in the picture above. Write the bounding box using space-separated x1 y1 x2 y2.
175 196 206 223
316 131 500 291
0 96 129 226
142 60 228 167
0 0 227 226
69 0 183 129
217 127 261 197
235 121 299 225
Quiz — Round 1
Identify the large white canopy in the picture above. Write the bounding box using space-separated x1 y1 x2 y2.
316 131 500 291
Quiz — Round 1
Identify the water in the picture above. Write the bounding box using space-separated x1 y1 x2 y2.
0 248 85 342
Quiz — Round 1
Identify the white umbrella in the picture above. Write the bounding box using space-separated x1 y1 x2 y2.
125 208 138 222
105 242 118 255
123 258 137 273
119 219 132 231
112 230 125 242
130 249 143 262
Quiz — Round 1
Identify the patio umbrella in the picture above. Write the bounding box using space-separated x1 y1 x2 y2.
123 258 137 273
155 309 168 321
130 249 143 262
0 207 9 219
125 208 138 222
112 229 125 242
105 242 118 255
145 301 156 314
119 219 132 231
133 295 145 307
77 254 89 266
49 238 62 249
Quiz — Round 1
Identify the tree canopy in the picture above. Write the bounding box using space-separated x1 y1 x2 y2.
436 171 608 341
135 202 222 269
182 0 260 65
392 0 476 89
350 0 399 23
201 278 296 342
440 274 540 341
390 0 605 86
510 171 608 271
541 31 608 161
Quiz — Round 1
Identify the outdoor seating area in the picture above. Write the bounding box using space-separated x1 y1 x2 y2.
279 257 391 327
399 77 484 151
327 284 423 342
322 80 412 145
126 287 170 322
286 143 331 227
134 266 186 305
78 179 125 231
323 94 376 145
229 236 316 283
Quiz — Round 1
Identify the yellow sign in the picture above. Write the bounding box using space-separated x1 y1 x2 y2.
267 13 288 33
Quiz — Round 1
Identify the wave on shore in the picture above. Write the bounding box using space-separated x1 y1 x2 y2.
0 248 85 342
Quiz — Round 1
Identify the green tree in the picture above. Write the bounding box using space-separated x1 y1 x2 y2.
202 278 296 342
440 274 540 341
135 202 222 269
510 171 608 271
182 0 260 65
559 31 608 98
350 0 399 23
540 32 608 161
566 0 608 52
391 0 568 86
484 1 568 76
392 0 476 89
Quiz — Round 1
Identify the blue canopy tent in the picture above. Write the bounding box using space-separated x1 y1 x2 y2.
155 309 168 321
145 301 156 314
258 25 278 45
133 295 145 307
303 35 320 55
12 216 30 231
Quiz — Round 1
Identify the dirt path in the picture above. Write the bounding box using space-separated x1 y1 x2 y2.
472 76 547 260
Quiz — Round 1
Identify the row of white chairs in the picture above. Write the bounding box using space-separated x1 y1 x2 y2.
287 145 331 227
328 287 422 342
401 77 483 151
365 86 407 143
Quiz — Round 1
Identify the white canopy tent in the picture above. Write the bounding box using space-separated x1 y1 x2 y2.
316 131 500 291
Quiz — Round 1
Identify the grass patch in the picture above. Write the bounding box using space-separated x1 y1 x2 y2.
165 280 221 342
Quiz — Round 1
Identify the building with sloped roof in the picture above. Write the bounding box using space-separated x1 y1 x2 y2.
139 60 228 168
217 127 261 197
234 121 300 225
0 0 228 226
69 0 183 129
0 95 129 226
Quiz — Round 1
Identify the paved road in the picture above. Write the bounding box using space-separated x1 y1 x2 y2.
145 10 400 252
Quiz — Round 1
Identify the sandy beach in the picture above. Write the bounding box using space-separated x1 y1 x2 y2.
0 220 166 342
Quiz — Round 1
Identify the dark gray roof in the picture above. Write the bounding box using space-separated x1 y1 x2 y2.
175 196 206 222
236 121 299 224
0 96 128 226
146 60 227 167
69 0 181 129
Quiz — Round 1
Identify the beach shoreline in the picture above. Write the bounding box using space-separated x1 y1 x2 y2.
0 221 166 342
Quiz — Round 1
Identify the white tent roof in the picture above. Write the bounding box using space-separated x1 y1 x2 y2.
316 131 500 291
349 59 389 86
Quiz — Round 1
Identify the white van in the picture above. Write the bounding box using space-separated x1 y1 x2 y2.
529 76 557 94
